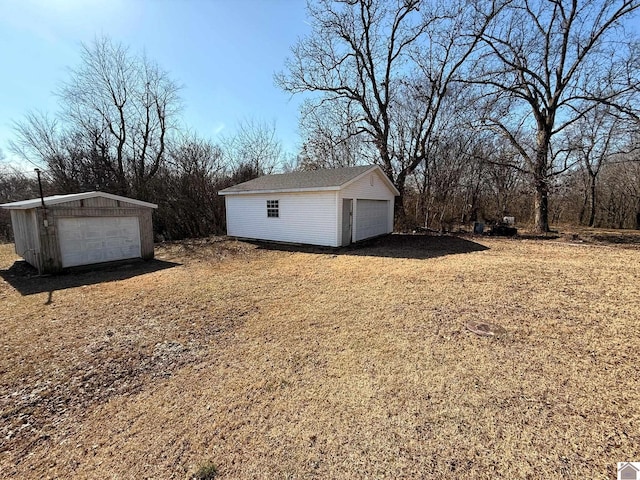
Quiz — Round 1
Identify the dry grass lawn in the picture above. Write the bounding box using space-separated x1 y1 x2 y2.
1 232 639 479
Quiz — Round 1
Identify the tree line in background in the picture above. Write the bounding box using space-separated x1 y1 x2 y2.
2 0 640 242
0 37 284 242
278 0 640 232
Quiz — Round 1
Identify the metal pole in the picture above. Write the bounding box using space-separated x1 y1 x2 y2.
34 168 45 208
35 168 49 229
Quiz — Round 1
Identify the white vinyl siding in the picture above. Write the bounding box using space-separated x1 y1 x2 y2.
222 166 396 247
340 170 395 201
226 192 338 246
58 217 141 267
339 169 395 241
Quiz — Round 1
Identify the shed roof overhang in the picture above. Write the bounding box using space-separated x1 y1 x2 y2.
0 191 158 210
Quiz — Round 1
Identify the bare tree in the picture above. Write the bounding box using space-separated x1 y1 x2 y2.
473 0 640 232
152 131 227 239
221 118 283 175
12 36 182 200
567 105 632 226
11 112 62 168
0 166 37 203
277 0 502 224
61 37 181 197
0 166 39 241
597 157 640 228
297 98 371 170
407 89 478 229
10 112 114 192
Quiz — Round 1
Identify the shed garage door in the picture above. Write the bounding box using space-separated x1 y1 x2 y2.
58 217 141 268
355 200 389 241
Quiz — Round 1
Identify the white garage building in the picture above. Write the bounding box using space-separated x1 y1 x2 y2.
219 165 399 247
1 191 157 273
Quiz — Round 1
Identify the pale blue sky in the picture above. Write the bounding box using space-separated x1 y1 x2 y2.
0 0 310 170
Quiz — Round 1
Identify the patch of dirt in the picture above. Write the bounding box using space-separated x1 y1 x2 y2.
2 338 194 449
0 303 251 463
156 236 259 263
465 320 507 337
554 227 640 247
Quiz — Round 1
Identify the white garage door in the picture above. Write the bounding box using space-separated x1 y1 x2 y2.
355 200 389 241
58 217 141 268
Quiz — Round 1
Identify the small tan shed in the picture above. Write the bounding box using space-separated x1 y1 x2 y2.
0 191 157 274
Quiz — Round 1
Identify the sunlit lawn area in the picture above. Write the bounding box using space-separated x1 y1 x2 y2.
1 232 639 479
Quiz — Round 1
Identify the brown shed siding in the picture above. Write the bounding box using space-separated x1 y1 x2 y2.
10 210 38 266
2 192 158 273
35 208 60 273
10 201 156 273
139 209 154 259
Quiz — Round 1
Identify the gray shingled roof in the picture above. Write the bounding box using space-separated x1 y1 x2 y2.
219 165 377 193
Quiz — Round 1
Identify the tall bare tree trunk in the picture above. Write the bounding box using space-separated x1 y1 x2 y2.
534 132 551 233
393 176 407 230
534 177 549 233
578 190 588 225
588 174 597 227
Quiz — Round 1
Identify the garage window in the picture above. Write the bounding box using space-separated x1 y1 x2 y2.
267 200 279 218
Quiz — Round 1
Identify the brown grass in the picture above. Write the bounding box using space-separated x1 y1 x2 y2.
1 233 639 479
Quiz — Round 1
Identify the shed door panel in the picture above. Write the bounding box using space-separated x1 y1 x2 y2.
58 217 141 267
355 200 389 241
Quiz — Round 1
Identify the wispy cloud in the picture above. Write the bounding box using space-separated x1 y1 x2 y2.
212 122 226 135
